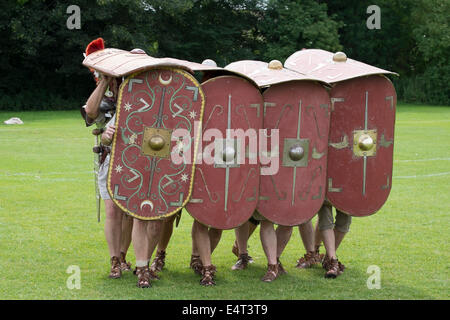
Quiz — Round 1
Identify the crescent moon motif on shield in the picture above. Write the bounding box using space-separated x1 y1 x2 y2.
158 73 172 86
140 200 154 212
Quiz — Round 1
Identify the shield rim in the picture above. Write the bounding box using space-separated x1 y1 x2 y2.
107 67 205 220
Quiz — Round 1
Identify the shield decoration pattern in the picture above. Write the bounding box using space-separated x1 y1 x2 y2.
107 68 205 220
186 76 263 230
257 81 331 226
326 75 396 216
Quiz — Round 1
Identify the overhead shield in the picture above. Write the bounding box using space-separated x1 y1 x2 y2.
186 75 263 229
326 75 396 216
83 48 227 78
258 81 330 225
284 49 397 83
107 68 205 220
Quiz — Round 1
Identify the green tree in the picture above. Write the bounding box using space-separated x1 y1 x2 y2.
406 0 450 104
0 0 154 110
259 0 342 62
144 0 264 66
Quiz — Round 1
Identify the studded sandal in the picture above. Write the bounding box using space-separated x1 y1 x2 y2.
200 265 216 286
135 266 152 288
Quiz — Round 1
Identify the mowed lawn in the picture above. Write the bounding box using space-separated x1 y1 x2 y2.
0 103 448 300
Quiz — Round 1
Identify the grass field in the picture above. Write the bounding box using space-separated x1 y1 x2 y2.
0 103 449 300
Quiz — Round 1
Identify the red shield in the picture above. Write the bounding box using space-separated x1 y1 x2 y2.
186 76 263 229
257 81 331 226
326 75 396 216
107 68 205 220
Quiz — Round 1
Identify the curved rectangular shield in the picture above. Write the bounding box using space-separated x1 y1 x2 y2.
258 81 331 226
326 75 396 216
186 76 263 229
107 68 205 220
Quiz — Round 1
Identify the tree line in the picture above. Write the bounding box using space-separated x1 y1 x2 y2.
0 0 448 110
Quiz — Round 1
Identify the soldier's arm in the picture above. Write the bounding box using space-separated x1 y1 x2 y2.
85 75 112 120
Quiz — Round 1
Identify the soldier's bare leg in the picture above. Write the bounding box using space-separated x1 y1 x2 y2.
275 225 292 274
132 219 150 266
150 215 176 272
321 229 337 259
103 200 123 278
104 199 123 259
189 221 202 274
296 219 324 269
235 222 250 255
209 228 222 253
133 219 162 287
276 225 293 258
194 221 213 267
298 221 315 252
260 220 277 265
191 220 198 254
233 220 257 254
119 214 133 271
157 215 176 252
120 214 133 253
314 221 322 249
334 230 346 250
260 220 279 281
318 204 346 278
146 220 163 260
193 220 217 286
231 222 252 270
334 210 351 250
132 219 150 287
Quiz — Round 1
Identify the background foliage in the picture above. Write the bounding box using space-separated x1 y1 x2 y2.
0 0 448 110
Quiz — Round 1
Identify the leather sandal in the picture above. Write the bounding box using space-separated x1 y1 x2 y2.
119 252 132 272
325 258 341 278
323 255 345 273
200 265 216 286
135 266 152 288
190 254 203 275
261 263 279 282
296 251 321 269
150 250 166 273
231 253 250 270
277 258 287 275
109 256 121 279
232 243 239 257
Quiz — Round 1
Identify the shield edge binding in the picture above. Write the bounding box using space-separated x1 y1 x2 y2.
107 67 205 220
